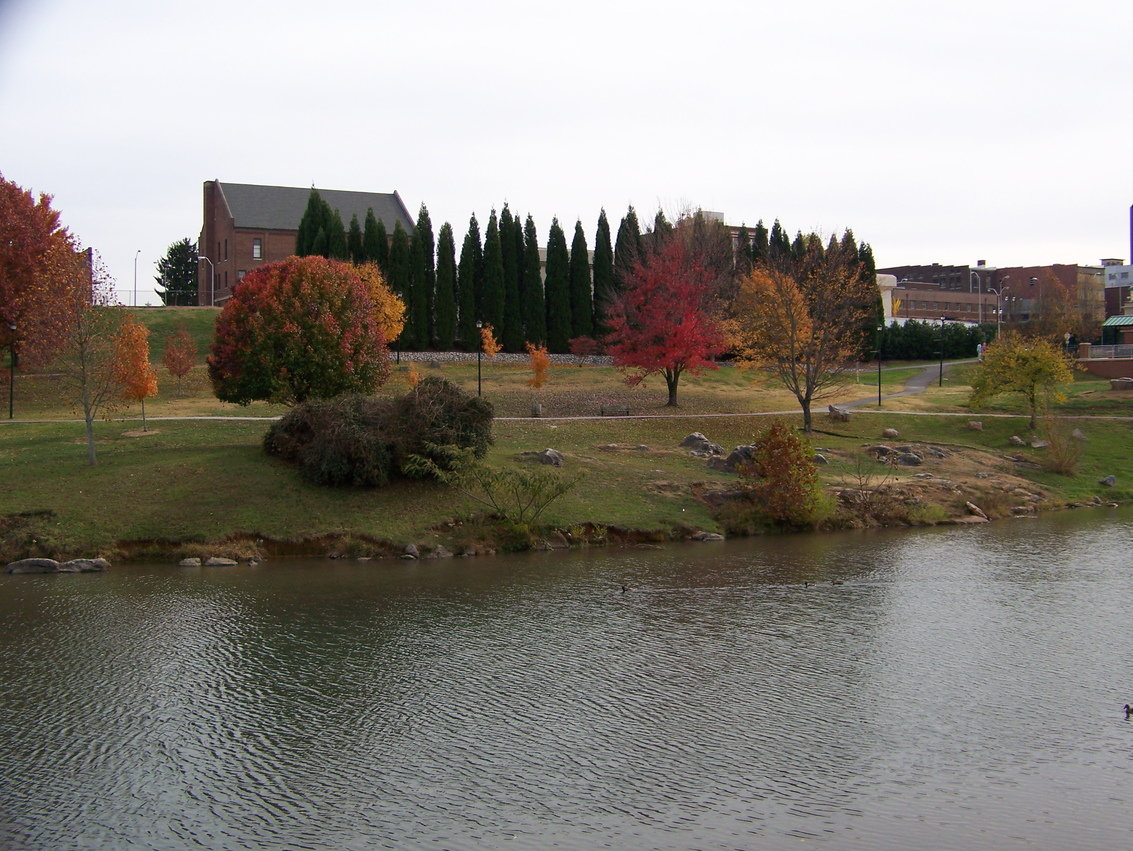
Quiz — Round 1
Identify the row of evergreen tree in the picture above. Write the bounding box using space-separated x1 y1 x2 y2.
294 189 877 354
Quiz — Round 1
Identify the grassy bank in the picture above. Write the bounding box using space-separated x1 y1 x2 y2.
2 307 1131 562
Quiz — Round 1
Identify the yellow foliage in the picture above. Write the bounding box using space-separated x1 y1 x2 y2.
407 362 422 387
480 323 501 358
356 263 405 343
113 314 158 402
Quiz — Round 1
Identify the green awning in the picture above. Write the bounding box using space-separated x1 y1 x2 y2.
1102 315 1133 327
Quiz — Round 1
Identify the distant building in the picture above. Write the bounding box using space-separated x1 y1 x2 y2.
198 180 414 305
1101 258 1133 316
878 261 1105 330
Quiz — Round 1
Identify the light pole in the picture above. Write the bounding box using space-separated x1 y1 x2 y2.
7 320 15 420
197 255 215 306
475 320 483 397
969 269 983 325
938 316 945 387
987 287 1005 340
132 249 141 307
876 324 884 407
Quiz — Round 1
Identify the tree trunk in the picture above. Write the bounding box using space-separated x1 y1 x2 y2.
664 368 680 407
84 414 97 466
801 400 813 432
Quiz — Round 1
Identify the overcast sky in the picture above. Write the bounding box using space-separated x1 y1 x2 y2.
2 0 1130 305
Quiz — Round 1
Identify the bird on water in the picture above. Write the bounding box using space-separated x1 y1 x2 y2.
1125 704 1132 719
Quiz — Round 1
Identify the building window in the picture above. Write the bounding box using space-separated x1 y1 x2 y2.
224 239 228 260
237 270 246 282
252 238 263 260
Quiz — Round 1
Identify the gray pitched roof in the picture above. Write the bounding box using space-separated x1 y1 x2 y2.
215 181 415 233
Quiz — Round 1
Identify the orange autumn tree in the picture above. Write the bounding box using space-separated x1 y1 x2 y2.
480 323 502 358
161 325 197 395
114 314 158 430
730 241 877 431
526 342 550 389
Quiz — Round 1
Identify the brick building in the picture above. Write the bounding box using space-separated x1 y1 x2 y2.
198 180 414 305
879 261 1105 331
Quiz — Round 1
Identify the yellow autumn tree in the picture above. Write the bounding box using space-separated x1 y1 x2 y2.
356 262 405 344
114 313 158 431
968 331 1076 429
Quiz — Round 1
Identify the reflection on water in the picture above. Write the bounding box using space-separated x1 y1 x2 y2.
3 508 1133 849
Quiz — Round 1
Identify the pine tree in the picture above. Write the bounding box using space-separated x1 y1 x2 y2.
481 209 506 340
388 221 412 348
435 222 457 350
613 205 643 290
768 219 790 263
410 204 435 347
522 214 546 345
649 209 674 254
311 226 329 258
569 219 593 339
347 214 364 264
751 219 769 265
735 225 752 277
592 209 615 335
544 218 572 353
457 214 483 350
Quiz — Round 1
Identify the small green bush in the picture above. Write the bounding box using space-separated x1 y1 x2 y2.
745 419 824 529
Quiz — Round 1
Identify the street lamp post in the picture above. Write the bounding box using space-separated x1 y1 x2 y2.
876 324 884 407
938 316 945 387
969 270 983 325
475 320 483 396
197 255 215 306
133 249 141 307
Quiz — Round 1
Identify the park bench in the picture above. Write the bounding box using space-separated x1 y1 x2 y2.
600 405 630 417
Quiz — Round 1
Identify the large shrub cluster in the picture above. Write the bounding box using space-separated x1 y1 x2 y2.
263 377 493 487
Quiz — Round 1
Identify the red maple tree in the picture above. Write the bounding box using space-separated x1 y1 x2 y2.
161 325 198 395
603 236 726 406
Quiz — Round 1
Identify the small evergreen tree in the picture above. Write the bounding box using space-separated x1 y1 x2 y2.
155 237 199 306
544 218 572 353
569 219 593 339
751 220 769 265
295 188 323 256
435 222 457 350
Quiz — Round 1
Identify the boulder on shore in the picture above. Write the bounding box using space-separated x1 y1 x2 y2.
5 557 110 575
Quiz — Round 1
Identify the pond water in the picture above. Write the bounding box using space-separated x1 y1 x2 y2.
3 508 1133 849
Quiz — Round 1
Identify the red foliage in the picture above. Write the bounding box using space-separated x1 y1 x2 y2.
603 236 726 405
162 325 198 394
208 255 391 405
0 175 79 363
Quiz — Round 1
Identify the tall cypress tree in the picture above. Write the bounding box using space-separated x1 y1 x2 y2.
295 188 323 256
768 219 790 263
544 218 572 353
311 226 329 258
362 209 385 268
457 214 482 350
592 208 615 335
499 205 523 351
735 224 752 276
347 214 363 264
569 219 593 339
521 214 545 346
613 205 643 290
327 210 349 260
388 221 412 348
481 210 506 341
410 204 436 348
435 222 457 350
